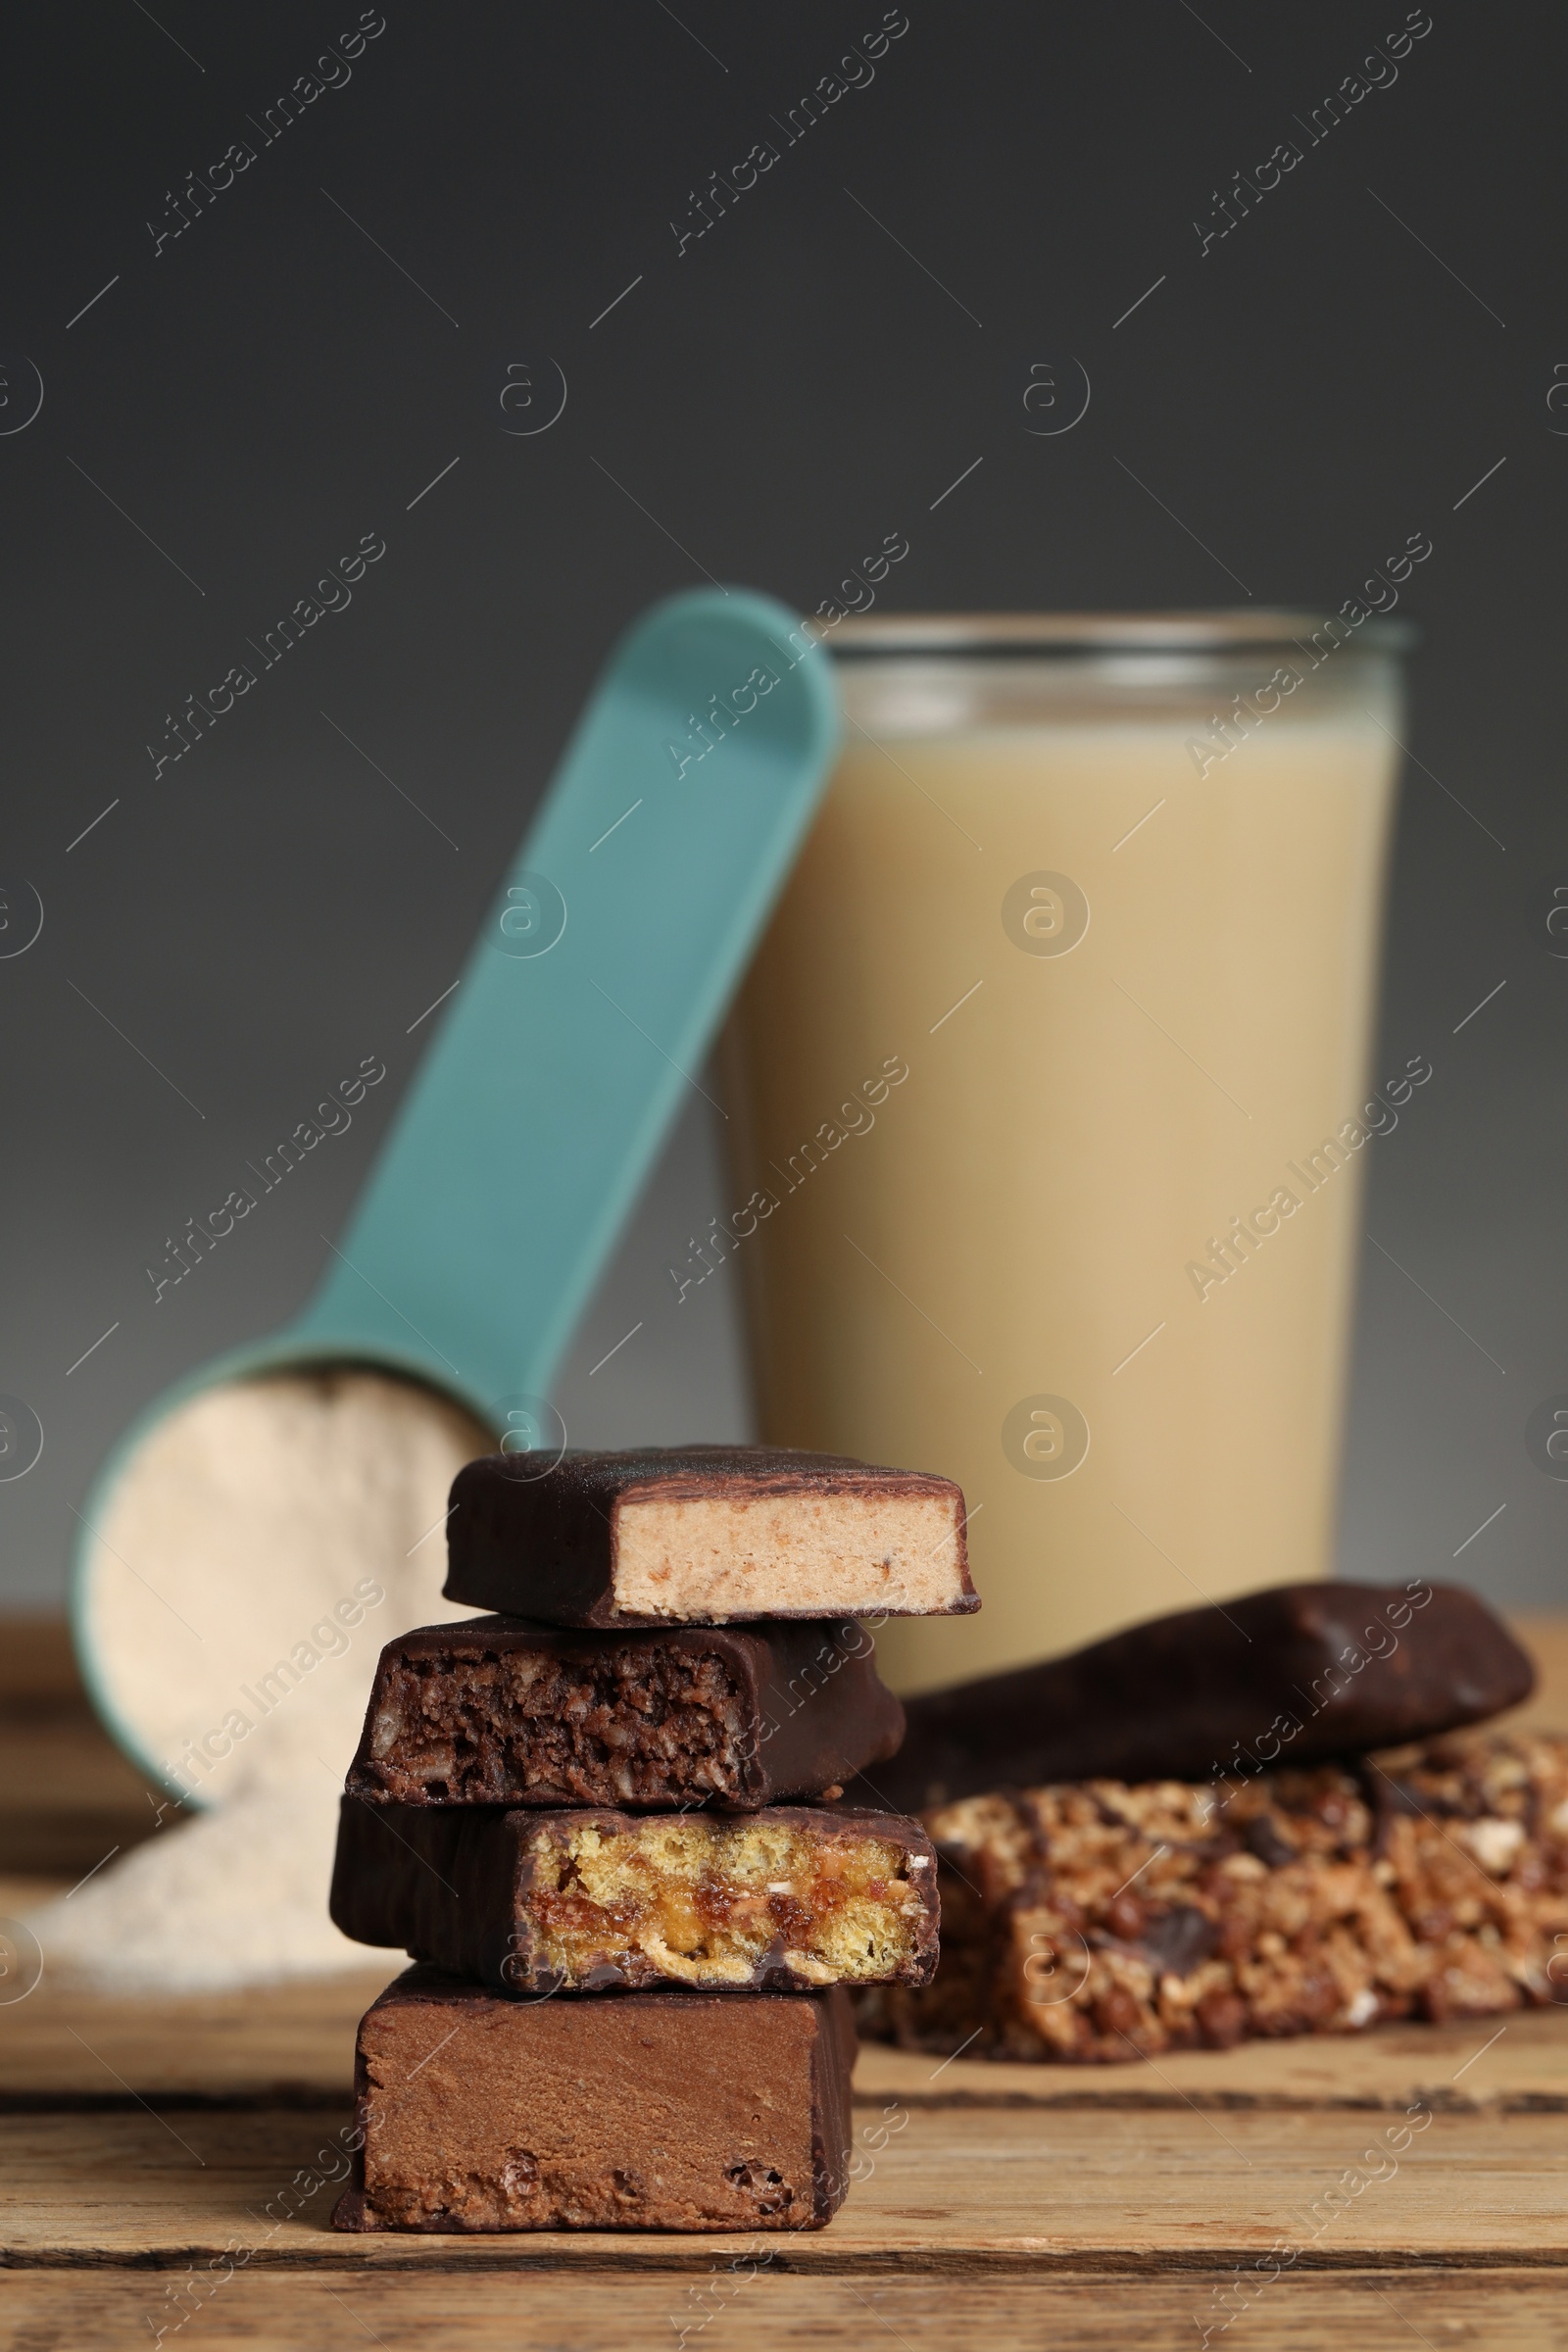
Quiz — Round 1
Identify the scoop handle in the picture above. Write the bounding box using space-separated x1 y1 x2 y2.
290 587 838 1415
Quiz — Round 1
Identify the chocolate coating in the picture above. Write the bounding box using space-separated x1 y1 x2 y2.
442 1445 975 1625
863 1580 1536 1810
329 1796 940 1995
332 1968 856 2232
345 1615 905 1810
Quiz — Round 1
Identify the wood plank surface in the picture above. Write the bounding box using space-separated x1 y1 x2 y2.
857 2007 1568 2112
3 2101 1564 2270
0 1619 155 1876
5 2266 1568 2352
0 1967 400 2108
3 1967 1562 2113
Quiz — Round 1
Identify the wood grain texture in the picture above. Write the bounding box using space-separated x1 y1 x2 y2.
2 2101 1564 2269
0 1619 157 1876
0 1969 398 2107
5 1969 1561 2112
5 2267 1567 2352
856 2008 1568 2112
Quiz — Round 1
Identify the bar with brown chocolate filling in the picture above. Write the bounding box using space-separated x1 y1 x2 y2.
333 1969 856 2232
345 1615 905 1810
331 1796 939 1995
442 1445 976 1625
859 1732 1568 2062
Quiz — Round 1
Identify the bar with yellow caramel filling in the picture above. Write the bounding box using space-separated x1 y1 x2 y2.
331 1798 939 1994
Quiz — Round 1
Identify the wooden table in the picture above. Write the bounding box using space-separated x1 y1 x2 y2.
3 1618 1565 2350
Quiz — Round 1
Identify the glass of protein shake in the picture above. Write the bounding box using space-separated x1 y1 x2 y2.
719 609 1416 1693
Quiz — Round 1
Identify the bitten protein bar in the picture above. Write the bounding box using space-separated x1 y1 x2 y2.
330 1797 939 1995
441 1446 976 1625
866 1581 1535 1810
860 1732 1568 2063
345 1616 905 1810
333 1968 856 2231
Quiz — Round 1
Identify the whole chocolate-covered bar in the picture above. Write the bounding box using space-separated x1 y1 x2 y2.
442 1445 976 1625
864 1581 1535 1811
333 1968 855 2232
345 1615 904 1809
330 1795 939 1995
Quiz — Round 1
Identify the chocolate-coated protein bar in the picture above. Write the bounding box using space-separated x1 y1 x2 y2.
330 1796 939 1995
864 1581 1534 1810
345 1615 904 1810
442 1445 976 1625
333 1969 856 2231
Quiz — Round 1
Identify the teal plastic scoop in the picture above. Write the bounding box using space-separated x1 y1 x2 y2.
72 587 839 1787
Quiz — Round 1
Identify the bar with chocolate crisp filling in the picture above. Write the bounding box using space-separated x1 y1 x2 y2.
864 1580 1534 1812
858 1733 1568 2062
331 1796 939 1995
441 1445 976 1625
345 1616 905 1810
333 1969 856 2232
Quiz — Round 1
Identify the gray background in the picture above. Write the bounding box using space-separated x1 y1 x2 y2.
3 0 1564 1615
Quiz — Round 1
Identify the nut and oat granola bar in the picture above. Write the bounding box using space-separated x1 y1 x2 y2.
859 1732 1568 2062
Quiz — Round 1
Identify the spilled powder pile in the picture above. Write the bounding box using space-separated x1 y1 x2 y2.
28 1369 490 1991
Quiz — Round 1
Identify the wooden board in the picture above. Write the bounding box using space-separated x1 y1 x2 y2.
858 2007 1568 2113
2 1968 1560 2114
0 1619 154 1876
5 2100 1567 2268
6 2268 1568 2352
0 1966 401 2108
2 1613 1565 2349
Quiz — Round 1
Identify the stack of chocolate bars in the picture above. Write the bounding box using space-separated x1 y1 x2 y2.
329 1445 976 2231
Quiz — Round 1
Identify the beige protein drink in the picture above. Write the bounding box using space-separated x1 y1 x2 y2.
720 611 1414 1694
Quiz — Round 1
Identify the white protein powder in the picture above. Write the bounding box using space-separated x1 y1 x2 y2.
27 1368 490 1990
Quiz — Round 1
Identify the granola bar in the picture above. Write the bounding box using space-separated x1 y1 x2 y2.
859 1732 1568 2061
